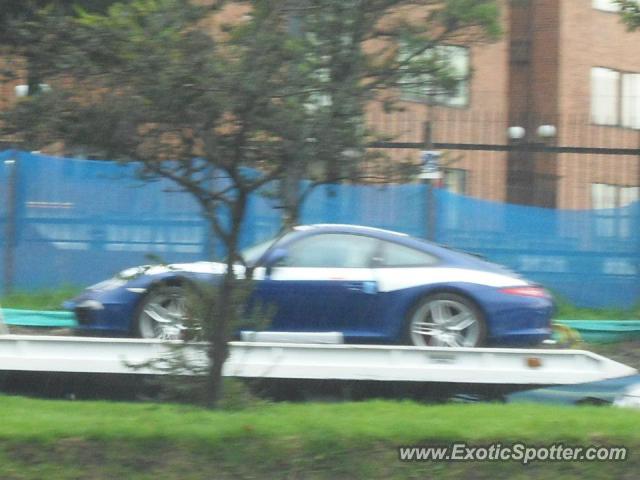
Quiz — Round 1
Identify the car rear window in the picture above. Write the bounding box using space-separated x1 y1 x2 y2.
378 241 439 267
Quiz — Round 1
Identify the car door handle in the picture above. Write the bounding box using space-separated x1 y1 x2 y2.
345 281 378 294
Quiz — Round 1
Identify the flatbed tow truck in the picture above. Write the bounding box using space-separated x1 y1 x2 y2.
0 328 635 394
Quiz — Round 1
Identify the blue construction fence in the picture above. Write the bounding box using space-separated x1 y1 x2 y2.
1 149 639 308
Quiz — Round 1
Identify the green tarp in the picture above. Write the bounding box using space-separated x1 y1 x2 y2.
0 308 77 328
554 320 640 344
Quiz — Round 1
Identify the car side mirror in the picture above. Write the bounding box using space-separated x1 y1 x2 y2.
263 248 288 277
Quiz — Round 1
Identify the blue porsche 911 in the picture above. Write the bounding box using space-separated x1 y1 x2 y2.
65 224 553 347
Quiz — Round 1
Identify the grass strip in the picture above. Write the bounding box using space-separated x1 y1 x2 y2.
1 396 639 446
0 287 81 311
0 397 639 479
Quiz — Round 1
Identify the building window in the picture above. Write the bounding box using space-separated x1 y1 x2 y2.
443 168 467 194
591 183 639 238
441 168 468 230
591 67 619 125
592 183 639 209
622 73 640 129
593 0 639 12
592 0 621 12
591 67 640 129
399 44 470 107
15 83 51 97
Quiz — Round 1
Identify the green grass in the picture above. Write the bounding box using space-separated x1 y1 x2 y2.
1 396 639 445
0 396 639 479
0 286 80 311
554 297 640 320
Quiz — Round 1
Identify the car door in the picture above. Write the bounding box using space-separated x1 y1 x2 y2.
253 232 381 335
371 239 442 338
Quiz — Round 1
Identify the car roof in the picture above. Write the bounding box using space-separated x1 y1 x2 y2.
294 224 409 238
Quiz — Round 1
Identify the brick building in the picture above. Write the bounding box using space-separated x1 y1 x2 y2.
2 1 639 210
369 0 640 210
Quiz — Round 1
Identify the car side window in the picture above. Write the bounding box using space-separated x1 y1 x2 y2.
378 241 438 267
282 233 379 268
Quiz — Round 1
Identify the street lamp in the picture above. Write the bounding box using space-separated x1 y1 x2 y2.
507 126 526 141
536 124 557 139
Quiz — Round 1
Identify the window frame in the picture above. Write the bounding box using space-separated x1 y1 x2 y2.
373 240 441 269
398 43 471 108
592 0 640 12
443 168 468 195
591 182 639 239
592 0 621 12
278 232 382 269
591 66 640 129
621 72 640 129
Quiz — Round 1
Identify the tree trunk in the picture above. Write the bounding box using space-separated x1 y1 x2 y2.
204 195 247 408
280 157 302 230
26 57 42 96
205 255 234 407
282 203 300 231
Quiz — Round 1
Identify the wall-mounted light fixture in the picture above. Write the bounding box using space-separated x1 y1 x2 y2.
536 124 557 139
507 126 526 140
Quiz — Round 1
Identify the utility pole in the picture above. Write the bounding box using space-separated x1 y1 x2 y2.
278 0 305 229
3 156 18 295
421 121 439 241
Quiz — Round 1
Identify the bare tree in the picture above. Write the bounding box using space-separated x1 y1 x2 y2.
1 0 500 406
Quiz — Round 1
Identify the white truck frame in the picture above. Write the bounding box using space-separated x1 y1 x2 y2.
0 333 636 386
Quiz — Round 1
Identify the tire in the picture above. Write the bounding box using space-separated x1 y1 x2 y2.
133 285 190 339
405 292 487 347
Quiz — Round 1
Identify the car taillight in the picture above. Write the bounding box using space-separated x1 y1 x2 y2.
500 286 550 298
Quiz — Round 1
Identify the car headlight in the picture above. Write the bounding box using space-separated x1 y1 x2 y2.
88 266 149 291
116 266 148 280
88 277 127 291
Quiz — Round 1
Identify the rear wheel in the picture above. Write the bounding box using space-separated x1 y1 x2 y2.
133 285 189 339
406 293 486 347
